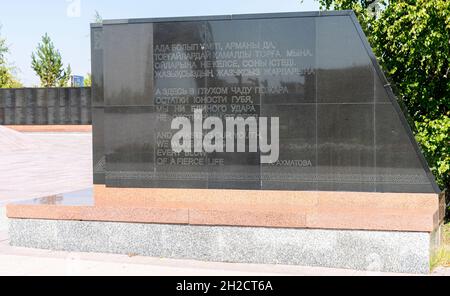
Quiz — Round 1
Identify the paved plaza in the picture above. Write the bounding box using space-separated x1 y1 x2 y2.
0 126 92 204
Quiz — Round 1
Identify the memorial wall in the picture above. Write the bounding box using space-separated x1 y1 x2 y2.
0 87 92 125
92 12 440 194
3 12 444 275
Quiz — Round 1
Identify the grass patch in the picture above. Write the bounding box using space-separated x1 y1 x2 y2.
431 223 450 270
444 223 450 245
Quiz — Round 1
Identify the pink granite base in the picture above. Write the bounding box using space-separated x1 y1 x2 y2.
6 187 446 232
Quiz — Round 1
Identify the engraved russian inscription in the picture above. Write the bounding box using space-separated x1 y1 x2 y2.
97 14 437 193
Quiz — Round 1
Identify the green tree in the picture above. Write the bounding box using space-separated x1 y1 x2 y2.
0 27 7 64
1 74 23 88
0 25 22 88
310 0 449 211
84 73 92 87
31 33 71 87
416 117 450 191
0 35 10 87
94 10 103 24
314 0 449 120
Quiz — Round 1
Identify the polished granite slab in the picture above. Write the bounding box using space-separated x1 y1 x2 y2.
91 11 441 193
6 187 445 232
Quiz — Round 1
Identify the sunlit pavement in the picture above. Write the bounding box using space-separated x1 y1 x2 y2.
0 130 92 204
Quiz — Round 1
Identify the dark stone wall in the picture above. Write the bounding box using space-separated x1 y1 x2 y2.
0 87 92 125
92 12 440 194
91 24 105 184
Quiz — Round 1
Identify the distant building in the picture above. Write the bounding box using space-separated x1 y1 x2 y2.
71 75 84 87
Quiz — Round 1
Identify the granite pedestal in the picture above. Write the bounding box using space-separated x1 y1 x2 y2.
6 188 446 274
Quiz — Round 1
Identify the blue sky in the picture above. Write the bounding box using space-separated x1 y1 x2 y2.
0 0 320 86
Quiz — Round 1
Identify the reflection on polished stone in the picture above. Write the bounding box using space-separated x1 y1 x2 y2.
14 188 94 206
104 106 156 187
103 23 154 106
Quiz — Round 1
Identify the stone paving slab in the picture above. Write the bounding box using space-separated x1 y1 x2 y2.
0 207 6 232
433 267 450 276
0 129 92 203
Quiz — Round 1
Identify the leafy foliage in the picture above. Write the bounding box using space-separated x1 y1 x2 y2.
0 72 23 88
416 117 450 188
312 0 450 195
94 10 103 24
0 26 22 88
31 33 71 87
84 73 92 87
0 29 7 64
372 0 449 120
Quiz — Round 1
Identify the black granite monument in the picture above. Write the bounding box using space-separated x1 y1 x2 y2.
5 11 443 276
91 11 439 194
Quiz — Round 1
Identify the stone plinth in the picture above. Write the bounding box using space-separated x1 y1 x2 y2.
8 218 436 274
6 187 445 232
6 188 445 274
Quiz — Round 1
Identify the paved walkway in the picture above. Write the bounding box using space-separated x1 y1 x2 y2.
0 128 92 204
